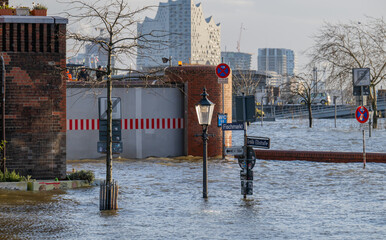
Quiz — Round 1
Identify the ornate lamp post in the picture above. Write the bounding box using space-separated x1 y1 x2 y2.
195 88 215 198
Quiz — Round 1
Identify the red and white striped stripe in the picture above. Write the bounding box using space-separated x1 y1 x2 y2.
67 118 184 131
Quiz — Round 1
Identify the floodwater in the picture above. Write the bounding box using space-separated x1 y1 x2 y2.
0 119 385 239
233 118 386 153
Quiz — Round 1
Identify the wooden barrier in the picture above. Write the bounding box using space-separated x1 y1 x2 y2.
254 150 386 163
100 180 119 210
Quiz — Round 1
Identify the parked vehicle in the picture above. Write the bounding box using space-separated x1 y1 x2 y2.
299 92 331 105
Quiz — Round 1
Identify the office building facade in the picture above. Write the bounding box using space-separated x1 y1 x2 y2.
137 0 221 70
257 48 295 77
221 52 252 70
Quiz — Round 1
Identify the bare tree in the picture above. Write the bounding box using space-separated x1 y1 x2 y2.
287 73 324 128
232 70 263 96
309 17 386 128
62 0 169 186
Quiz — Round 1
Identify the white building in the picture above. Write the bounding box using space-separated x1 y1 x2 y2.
137 0 221 70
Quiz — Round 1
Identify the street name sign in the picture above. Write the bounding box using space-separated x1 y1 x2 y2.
247 136 270 149
222 122 244 131
353 68 371 86
225 146 244 156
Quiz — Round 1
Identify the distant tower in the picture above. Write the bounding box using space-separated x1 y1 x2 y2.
137 0 221 70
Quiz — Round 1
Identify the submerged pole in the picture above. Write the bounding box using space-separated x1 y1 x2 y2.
363 129 366 169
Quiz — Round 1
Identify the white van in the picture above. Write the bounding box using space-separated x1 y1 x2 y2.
299 92 331 105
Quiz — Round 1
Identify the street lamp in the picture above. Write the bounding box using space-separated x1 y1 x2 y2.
195 88 215 198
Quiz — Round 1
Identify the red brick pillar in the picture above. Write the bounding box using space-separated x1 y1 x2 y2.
0 16 68 179
165 65 232 158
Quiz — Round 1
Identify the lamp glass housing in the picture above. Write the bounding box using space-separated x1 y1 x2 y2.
195 103 215 125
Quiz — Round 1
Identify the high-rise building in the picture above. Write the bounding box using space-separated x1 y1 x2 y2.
137 0 221 70
257 48 295 77
221 52 252 70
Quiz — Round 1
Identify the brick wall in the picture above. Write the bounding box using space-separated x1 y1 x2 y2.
254 149 386 163
165 65 232 157
0 16 68 179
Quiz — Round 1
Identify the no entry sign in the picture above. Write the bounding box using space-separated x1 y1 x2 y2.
355 106 369 123
216 63 231 78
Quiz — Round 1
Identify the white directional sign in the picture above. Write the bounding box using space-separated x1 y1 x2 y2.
225 146 244 156
353 68 371 86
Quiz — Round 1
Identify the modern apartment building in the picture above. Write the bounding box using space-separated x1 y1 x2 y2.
137 0 221 70
257 48 295 77
221 52 252 70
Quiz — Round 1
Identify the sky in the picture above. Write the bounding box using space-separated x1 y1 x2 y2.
11 0 386 71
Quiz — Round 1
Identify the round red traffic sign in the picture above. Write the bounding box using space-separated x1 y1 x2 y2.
355 106 369 123
216 63 231 78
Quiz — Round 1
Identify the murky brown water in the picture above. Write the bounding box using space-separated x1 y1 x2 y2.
0 158 385 239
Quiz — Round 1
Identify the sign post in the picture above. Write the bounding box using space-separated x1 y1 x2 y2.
353 68 371 169
216 63 231 159
356 106 369 169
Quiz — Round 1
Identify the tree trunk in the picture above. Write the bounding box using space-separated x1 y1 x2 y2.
371 85 378 129
308 102 313 128
106 47 113 184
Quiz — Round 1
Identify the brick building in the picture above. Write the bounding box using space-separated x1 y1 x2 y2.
0 15 68 179
165 65 232 157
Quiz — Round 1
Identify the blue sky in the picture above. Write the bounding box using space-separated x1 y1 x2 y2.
12 0 386 70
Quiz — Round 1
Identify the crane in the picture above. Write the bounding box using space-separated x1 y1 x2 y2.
236 23 245 52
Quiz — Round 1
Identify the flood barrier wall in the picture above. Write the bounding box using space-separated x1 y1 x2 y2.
254 149 386 163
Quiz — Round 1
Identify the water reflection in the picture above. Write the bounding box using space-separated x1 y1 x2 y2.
0 159 385 239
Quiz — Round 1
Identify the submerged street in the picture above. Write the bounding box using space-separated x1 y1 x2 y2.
0 119 385 239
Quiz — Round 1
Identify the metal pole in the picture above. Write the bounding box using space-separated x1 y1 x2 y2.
242 93 247 199
363 129 366 169
1 55 6 173
222 82 225 159
369 114 372 137
221 57 225 159
334 97 337 128
261 96 263 127
202 125 208 198
368 106 372 138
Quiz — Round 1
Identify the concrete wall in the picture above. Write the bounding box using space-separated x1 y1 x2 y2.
66 85 185 159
